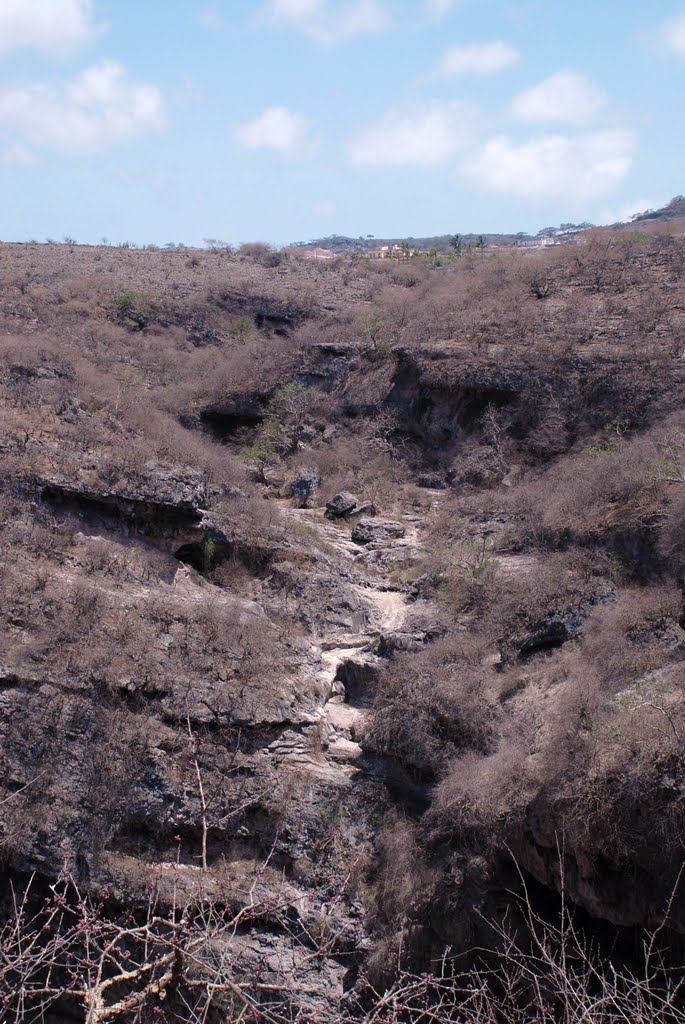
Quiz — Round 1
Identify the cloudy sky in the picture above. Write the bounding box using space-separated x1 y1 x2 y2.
0 0 683 245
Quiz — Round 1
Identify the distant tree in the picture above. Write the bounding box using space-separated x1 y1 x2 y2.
204 238 233 251
113 290 155 331
240 429 278 484
560 221 595 232
450 234 463 255
269 382 315 450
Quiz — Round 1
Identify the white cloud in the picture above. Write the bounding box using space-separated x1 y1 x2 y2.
0 142 37 165
235 106 309 154
657 10 685 54
349 100 478 167
511 71 608 124
0 60 166 157
425 0 456 17
264 0 388 43
435 41 520 77
599 196 668 225
461 131 635 203
0 0 100 56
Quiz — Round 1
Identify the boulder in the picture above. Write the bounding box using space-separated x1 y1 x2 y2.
325 491 358 518
291 466 321 507
352 501 376 517
352 518 406 545
505 580 618 663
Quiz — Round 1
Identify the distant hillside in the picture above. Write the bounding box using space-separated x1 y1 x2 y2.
632 196 685 223
294 225 594 255
292 197 685 254
293 233 497 255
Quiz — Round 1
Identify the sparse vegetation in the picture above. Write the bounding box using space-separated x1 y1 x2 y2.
1 222 685 1020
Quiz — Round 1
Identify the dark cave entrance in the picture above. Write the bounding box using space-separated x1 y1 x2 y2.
199 409 265 442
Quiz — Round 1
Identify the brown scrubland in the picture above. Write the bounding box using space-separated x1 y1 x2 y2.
1 225 685 1021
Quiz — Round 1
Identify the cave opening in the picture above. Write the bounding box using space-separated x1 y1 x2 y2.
334 659 379 708
506 862 685 973
458 386 517 432
199 408 265 442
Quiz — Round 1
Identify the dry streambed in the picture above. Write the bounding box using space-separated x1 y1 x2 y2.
280 500 439 783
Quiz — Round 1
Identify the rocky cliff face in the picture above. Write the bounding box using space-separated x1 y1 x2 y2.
0 443 448 1016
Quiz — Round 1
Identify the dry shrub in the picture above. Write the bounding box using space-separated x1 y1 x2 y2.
364 813 441 980
426 579 685 911
301 426 406 508
504 436 668 564
367 639 496 780
658 485 685 585
575 585 683 693
238 241 285 266
430 739 534 847
388 264 427 288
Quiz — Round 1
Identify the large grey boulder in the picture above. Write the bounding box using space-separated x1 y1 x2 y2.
291 465 321 507
352 517 406 545
503 579 618 663
325 491 358 518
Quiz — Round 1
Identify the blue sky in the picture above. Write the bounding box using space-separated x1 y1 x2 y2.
0 0 684 245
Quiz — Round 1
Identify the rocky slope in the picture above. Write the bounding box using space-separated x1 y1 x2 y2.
0 444 445 1016
2 235 685 1020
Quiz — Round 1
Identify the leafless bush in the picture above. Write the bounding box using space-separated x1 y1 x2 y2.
367 639 496 779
